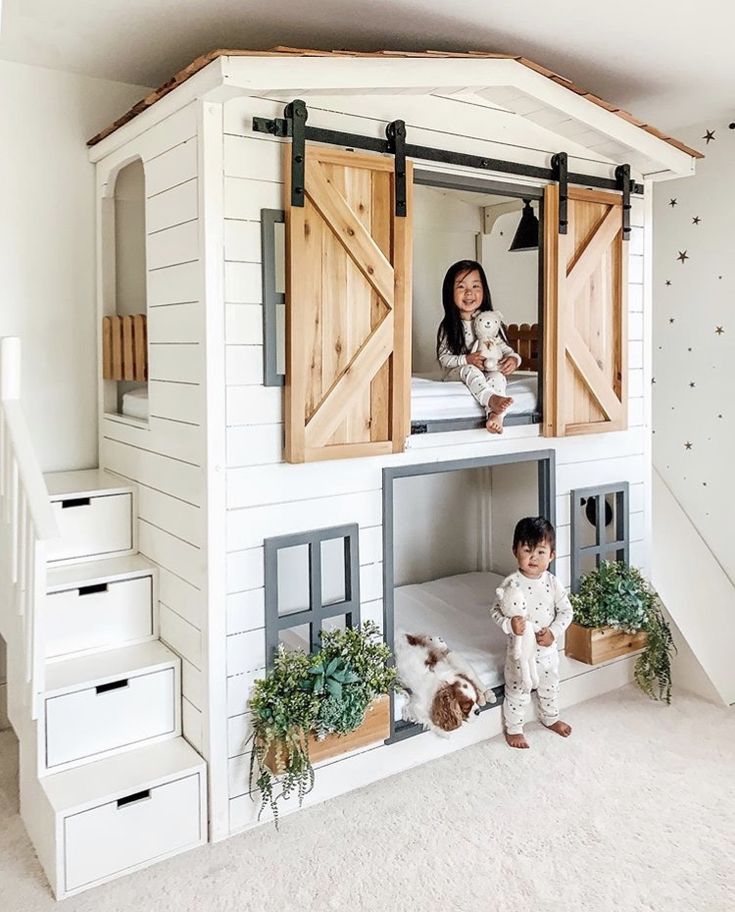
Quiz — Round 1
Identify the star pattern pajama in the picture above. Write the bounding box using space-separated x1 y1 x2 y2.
437 319 521 412
491 570 573 735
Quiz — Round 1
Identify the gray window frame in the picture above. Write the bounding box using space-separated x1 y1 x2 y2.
570 482 629 593
264 523 361 668
261 208 285 388
382 449 556 743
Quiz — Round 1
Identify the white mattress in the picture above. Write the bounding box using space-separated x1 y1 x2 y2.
394 570 509 690
121 388 149 421
411 371 538 423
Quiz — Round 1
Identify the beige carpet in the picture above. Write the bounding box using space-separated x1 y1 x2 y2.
1 686 734 912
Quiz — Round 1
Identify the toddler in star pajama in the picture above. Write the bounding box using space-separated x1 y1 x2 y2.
491 516 574 749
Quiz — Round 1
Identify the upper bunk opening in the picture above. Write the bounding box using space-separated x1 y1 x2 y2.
411 171 543 435
101 157 149 426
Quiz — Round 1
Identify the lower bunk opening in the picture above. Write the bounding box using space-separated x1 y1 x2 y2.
383 451 555 742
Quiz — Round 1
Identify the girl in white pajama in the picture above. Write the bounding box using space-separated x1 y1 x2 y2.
437 321 521 408
435 260 521 433
491 570 573 734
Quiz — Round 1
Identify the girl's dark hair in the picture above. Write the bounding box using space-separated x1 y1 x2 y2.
436 260 493 358
513 517 556 552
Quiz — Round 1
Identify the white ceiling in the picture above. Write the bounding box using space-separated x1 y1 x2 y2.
1 0 733 133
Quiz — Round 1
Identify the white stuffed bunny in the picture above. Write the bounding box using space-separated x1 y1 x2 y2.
472 311 506 373
496 579 539 693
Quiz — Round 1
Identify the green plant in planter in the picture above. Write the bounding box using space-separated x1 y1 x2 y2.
304 656 360 700
248 620 397 825
570 561 676 703
315 622 398 738
248 648 320 825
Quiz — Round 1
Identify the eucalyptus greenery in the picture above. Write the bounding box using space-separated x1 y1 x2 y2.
248 621 396 825
570 561 676 703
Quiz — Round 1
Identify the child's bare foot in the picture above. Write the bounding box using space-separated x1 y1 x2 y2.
505 731 529 749
486 413 504 434
488 394 513 414
543 720 572 737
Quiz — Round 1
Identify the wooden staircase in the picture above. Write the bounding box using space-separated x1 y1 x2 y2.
1 339 206 899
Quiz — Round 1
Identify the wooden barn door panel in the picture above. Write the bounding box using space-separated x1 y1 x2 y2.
543 186 627 437
285 147 412 463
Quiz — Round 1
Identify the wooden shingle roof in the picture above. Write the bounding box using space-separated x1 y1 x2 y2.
87 46 703 160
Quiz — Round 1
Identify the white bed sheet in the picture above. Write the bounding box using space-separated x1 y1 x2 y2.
121 388 149 421
411 371 538 423
394 570 509 690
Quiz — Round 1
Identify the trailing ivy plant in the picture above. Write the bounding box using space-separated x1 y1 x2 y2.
570 561 676 703
248 648 320 826
248 621 397 826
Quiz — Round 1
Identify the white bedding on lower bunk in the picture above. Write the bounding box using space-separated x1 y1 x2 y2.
411 371 538 423
394 570 509 690
121 388 149 420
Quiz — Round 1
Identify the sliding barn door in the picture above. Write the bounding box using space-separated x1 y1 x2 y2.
543 186 627 437
284 147 412 463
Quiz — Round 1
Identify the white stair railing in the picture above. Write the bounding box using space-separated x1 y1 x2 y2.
0 337 58 719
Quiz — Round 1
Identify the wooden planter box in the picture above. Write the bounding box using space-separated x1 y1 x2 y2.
264 695 390 772
565 622 647 665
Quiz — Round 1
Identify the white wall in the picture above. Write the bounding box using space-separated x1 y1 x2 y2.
393 469 486 586
412 186 480 374
652 118 735 581
482 209 539 326
489 461 540 576
0 60 149 471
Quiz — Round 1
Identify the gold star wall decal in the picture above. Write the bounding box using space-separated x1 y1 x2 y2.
716 326 724 335
703 129 716 143
685 442 692 450
692 216 701 225
677 250 689 263
669 198 678 207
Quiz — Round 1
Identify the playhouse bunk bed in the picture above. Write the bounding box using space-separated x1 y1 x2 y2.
68 46 701 872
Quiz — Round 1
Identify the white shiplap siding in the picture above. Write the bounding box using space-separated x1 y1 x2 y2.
99 101 206 749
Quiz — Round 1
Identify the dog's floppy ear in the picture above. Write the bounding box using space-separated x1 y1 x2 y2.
452 681 476 720
430 682 463 732
494 310 504 323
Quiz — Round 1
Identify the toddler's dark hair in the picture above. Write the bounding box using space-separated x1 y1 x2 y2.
513 516 556 552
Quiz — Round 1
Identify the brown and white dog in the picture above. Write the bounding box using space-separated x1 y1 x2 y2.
395 632 495 737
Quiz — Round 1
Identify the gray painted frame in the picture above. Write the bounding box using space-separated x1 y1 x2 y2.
570 482 630 593
263 523 361 668
382 449 556 742
411 411 540 435
261 208 285 388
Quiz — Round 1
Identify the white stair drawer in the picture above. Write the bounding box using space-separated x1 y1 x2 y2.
45 668 175 768
45 577 153 659
49 494 133 562
64 773 202 893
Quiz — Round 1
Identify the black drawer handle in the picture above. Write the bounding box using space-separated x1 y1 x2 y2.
116 789 150 809
79 583 108 596
96 679 129 695
61 497 91 509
